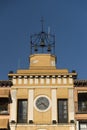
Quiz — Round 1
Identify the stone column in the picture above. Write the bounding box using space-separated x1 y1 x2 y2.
68 89 74 122
76 121 79 130
10 90 17 122
10 90 17 130
51 89 57 122
28 89 34 123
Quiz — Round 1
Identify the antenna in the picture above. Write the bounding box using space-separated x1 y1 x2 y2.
48 26 51 39
40 17 44 32
48 27 50 35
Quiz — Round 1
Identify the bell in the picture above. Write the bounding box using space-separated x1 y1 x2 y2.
40 39 45 47
34 44 38 52
47 45 51 52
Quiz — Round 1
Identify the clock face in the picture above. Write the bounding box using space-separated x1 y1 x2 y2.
34 96 51 112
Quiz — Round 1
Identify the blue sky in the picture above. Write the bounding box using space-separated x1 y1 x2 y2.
0 0 87 80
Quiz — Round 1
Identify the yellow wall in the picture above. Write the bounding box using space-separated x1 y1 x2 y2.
17 88 28 98
29 54 56 69
15 87 69 124
57 88 68 98
9 53 76 130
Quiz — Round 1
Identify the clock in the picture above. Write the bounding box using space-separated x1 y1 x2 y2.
34 95 51 112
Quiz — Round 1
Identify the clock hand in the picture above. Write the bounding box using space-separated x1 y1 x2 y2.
41 102 47 107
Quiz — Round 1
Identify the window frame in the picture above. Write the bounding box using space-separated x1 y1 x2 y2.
17 99 28 123
57 99 68 123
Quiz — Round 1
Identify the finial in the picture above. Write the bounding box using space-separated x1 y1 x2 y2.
40 17 44 32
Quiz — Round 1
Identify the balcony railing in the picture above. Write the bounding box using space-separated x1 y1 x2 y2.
0 104 9 115
0 110 9 115
75 102 87 114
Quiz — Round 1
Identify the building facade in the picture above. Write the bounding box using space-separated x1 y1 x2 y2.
0 25 87 130
8 26 77 130
8 54 77 130
74 80 87 130
0 80 12 129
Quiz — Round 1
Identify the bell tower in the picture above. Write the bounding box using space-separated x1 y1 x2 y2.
29 18 56 70
9 19 77 130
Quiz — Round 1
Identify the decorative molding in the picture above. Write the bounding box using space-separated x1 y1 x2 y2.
12 85 73 89
57 77 61 84
13 78 16 84
18 78 22 84
41 76 44 78
69 77 73 84
18 76 22 79
24 78 28 84
35 76 38 78
30 76 33 78
63 75 67 78
13 76 16 79
40 77 44 84
35 78 38 84
63 77 67 84
52 78 56 84
29 78 33 84
58 75 61 78
24 76 28 79
46 78 50 84
46 76 50 78
69 75 72 78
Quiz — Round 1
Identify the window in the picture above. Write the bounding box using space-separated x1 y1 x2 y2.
57 99 68 123
78 93 87 113
17 99 28 123
0 98 9 115
79 122 87 130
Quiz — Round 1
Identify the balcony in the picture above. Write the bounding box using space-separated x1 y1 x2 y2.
0 106 9 115
0 99 9 115
0 110 9 115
